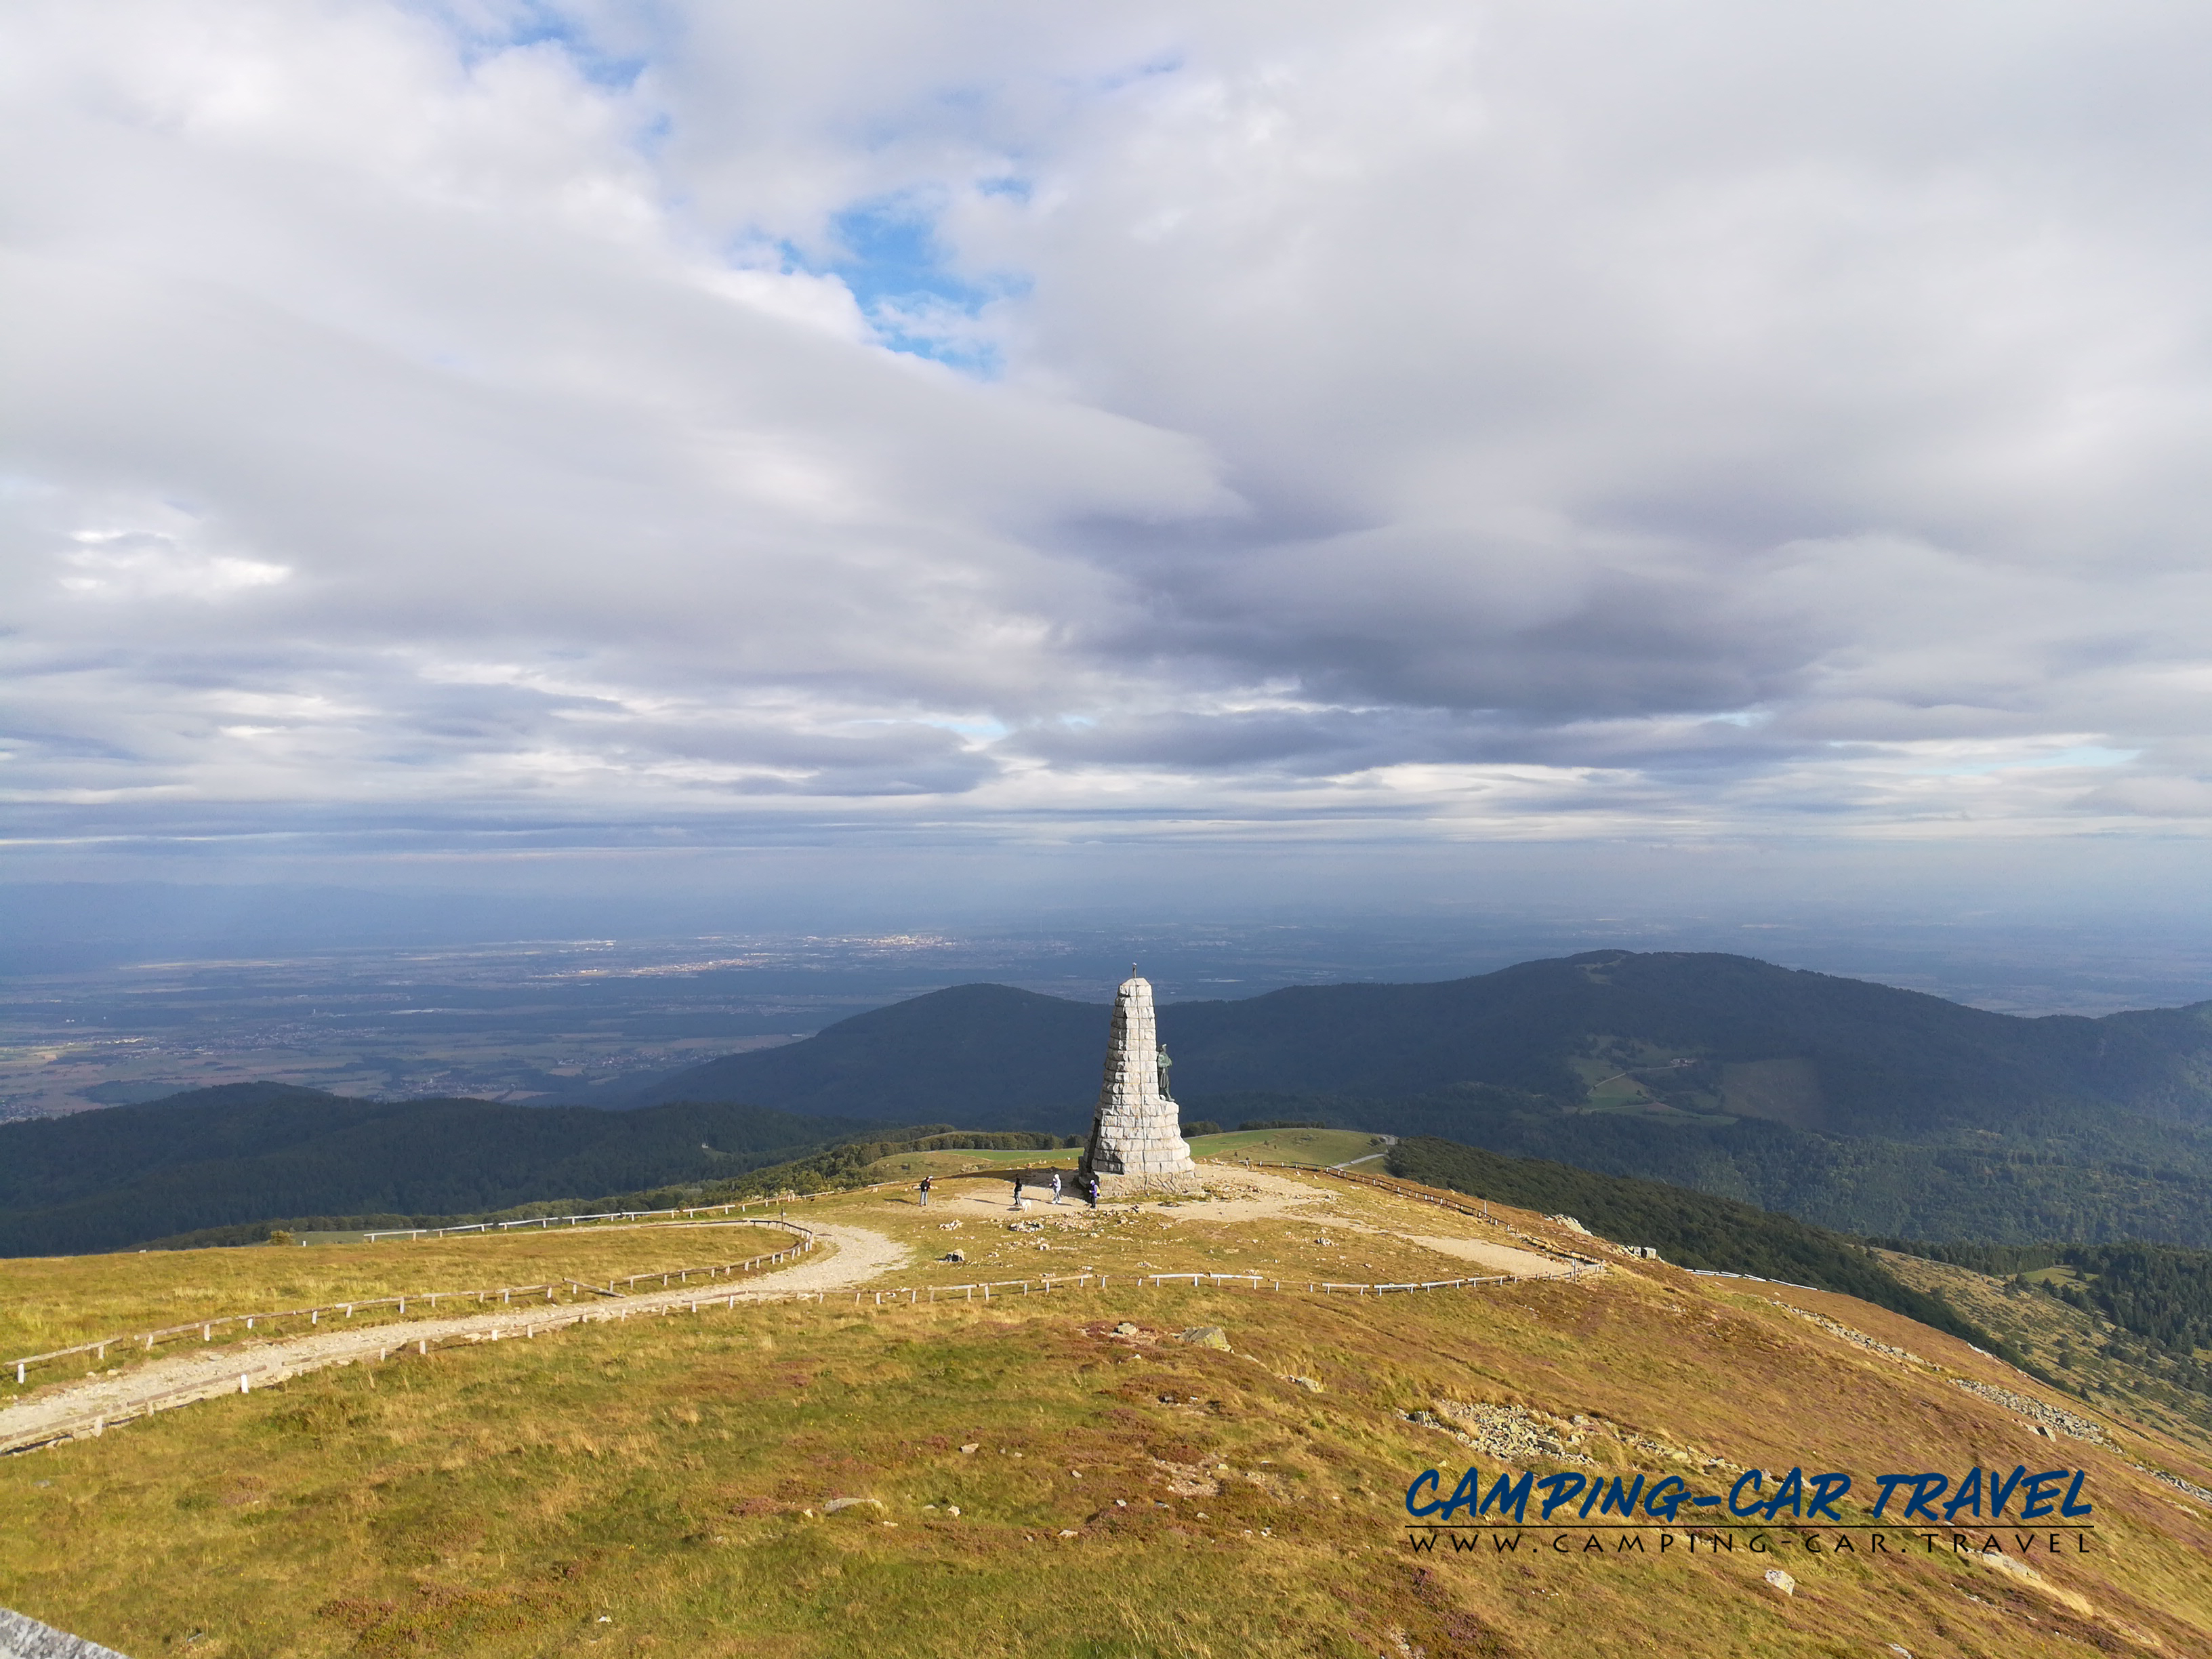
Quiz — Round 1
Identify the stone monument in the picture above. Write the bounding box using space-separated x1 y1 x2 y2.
1080 969 1197 1195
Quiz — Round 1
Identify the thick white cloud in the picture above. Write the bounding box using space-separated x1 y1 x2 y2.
4 0 2212 879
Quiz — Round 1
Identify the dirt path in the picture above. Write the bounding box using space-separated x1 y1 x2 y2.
1396 1235 1579 1278
910 1167 1590 1281
930 1166 1346 1225
0 1223 907 1456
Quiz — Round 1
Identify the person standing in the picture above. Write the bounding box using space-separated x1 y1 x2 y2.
1050 1172 1063 1205
1086 1174 1100 1210
1012 1176 1025 1210
918 1176 932 1208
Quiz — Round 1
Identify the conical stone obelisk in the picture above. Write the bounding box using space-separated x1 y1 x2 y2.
1080 970 1197 1196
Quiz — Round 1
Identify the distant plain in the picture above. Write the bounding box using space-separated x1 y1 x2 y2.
9 907 2212 1122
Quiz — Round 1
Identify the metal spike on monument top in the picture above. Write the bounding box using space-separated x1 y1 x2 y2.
1080 968 1199 1197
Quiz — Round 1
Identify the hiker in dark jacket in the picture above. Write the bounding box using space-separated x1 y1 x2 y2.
918 1176 932 1208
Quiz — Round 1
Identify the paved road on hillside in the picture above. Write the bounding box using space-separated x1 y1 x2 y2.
0 1223 907 1457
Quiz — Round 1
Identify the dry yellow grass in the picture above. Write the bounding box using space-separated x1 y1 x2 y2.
0 1221 801 1376
3 1174 2210 1657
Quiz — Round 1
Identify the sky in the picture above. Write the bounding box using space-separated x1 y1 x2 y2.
6 1 2212 928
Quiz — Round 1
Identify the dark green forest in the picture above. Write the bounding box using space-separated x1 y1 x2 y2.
1385 1134 2006 1355
1200 1084 2212 1246
1880 1237 2212 1366
0 1084 892 1256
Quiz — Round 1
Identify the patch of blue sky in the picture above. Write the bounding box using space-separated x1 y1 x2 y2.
805 194 1031 376
419 1 651 89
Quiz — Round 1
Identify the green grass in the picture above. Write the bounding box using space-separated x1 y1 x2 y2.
858 1147 1083 1181
1185 1129 1387 1167
10 1181 2212 1656
5 1269 2200 1657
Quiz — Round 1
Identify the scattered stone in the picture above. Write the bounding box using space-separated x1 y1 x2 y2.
1411 1401 1591 1465
1058 1529 1078 1538
1284 1375 1324 1393
2137 1462 2212 1507
959 1444 979 1454
946 1506 960 1516
1762 1568 1795 1596
1177 1326 1231 1351
1546 1214 1593 1235
1781 1305 1934 1370
1113 1322 1140 1336
1952 1378 2109 1444
1152 1457 1221 1496
937 1221 961 1231
942 1250 965 1264
823 1497 883 1514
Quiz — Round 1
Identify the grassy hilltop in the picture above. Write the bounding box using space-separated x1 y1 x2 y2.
4 1161 2212 1657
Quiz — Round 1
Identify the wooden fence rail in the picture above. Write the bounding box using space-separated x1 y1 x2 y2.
7 1221 813 1386
9 1156 1586 1391
4 1217 1593 1457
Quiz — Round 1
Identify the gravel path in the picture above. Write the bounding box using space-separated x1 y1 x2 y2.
0 1223 907 1456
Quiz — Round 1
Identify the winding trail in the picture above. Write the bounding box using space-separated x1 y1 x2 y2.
0 1223 907 1456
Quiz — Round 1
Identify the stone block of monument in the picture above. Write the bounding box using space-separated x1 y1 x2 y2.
1080 972 1198 1196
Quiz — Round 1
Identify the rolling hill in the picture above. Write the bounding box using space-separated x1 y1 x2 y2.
632 949 2212 1244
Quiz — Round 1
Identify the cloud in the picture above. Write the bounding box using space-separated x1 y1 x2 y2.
5 0 2212 880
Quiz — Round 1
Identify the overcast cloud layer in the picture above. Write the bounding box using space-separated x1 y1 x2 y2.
7 0 2212 884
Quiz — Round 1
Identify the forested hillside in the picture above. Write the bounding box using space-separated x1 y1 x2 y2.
629 949 2212 1243
1385 1134 1998 1348
0 1085 884 1256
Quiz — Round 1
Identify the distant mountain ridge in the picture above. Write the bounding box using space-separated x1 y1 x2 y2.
640 948 2212 1129
632 949 2212 1243
20 949 2212 1251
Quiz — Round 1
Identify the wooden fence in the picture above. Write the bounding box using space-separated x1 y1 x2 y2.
841 1267 1561 1307
2 1168 1613 1456
7 1252 1582 1453
7 1220 814 1387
